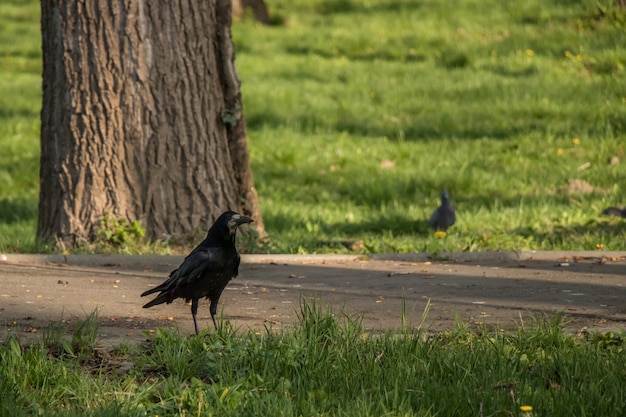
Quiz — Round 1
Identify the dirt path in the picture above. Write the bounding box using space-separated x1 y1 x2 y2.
1 252 625 346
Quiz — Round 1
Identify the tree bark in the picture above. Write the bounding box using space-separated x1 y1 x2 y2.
38 0 265 246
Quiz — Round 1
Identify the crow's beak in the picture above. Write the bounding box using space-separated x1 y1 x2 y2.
235 215 254 225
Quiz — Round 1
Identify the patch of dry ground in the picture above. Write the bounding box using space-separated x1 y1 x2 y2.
1 252 624 347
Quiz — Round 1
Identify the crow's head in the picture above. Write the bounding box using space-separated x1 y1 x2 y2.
207 211 254 242
225 211 254 231
215 210 254 232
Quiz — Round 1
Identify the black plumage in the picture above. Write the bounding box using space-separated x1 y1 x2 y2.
602 207 626 218
429 191 456 232
141 211 253 334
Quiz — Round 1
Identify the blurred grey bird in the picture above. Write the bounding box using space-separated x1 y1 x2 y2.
429 191 456 232
602 207 626 218
141 211 253 334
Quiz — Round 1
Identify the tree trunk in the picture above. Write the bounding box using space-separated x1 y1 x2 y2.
38 0 266 246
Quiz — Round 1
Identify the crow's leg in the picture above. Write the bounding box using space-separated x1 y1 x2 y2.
209 292 223 330
190 298 200 335
209 299 218 330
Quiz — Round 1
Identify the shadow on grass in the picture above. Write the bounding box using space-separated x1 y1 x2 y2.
339 217 433 236
246 106 604 141
512 219 626 246
283 44 428 63
0 106 40 119
261 188 622 248
0 197 37 224
266 209 431 237
314 0 423 15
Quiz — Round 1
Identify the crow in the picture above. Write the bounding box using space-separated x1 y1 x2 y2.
429 191 456 232
141 211 253 334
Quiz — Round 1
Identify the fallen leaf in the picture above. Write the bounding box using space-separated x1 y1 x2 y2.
564 178 604 195
380 159 395 169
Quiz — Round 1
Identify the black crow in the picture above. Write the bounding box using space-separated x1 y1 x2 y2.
429 191 456 232
603 207 626 218
141 211 253 334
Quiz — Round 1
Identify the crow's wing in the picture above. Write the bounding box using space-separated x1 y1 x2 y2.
141 245 228 297
170 245 228 286
233 253 241 278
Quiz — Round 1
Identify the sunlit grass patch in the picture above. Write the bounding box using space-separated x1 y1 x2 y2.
1 0 625 253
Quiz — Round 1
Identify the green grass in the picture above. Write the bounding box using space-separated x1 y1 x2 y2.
1 0 626 253
0 0 41 252
1 302 625 416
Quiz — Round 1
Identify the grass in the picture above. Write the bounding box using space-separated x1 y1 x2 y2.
0 0 41 252
2 4 624 411
1 302 625 416
1 0 626 253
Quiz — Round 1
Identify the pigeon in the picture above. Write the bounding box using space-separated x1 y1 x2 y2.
429 191 456 232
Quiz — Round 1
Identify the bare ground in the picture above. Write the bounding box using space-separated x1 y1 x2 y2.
1 252 625 347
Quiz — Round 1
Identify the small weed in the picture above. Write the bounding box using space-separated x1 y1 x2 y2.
221 102 241 127
69 310 99 359
579 0 626 29
587 329 625 353
39 311 100 361
94 212 146 247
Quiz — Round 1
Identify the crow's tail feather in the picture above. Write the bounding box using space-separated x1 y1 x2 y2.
140 287 160 297
142 291 172 309
141 279 173 297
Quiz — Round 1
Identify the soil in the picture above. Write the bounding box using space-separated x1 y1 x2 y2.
1 252 625 347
